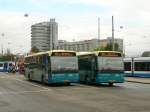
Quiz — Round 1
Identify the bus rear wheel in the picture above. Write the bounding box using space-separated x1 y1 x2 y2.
109 82 114 86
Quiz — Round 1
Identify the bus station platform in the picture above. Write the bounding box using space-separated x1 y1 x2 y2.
126 77 150 84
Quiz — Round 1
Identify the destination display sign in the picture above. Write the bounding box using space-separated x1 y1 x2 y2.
51 52 76 56
98 52 122 57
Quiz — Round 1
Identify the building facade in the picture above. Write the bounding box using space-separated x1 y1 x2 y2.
57 37 123 52
106 37 123 52
31 19 58 52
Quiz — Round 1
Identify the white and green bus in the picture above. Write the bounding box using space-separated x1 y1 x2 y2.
24 50 79 85
78 51 124 86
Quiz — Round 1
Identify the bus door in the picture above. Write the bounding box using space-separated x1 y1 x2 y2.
91 56 97 81
47 55 51 80
97 57 103 74
131 57 134 77
43 54 49 80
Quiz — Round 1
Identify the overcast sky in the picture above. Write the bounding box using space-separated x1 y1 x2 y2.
0 0 150 56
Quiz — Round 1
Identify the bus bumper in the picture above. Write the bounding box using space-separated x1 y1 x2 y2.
48 73 79 83
95 73 125 84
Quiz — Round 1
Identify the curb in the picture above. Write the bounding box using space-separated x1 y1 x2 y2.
126 80 150 84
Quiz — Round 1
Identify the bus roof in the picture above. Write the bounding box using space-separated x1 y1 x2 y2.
77 51 122 56
77 52 94 56
25 50 76 58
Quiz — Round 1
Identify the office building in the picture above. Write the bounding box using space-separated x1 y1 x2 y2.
57 37 123 52
31 19 58 52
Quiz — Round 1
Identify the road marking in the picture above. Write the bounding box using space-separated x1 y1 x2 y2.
0 75 52 91
12 78 52 91
0 77 5 78
0 75 18 79
0 76 10 78
0 74 51 91
0 89 51 95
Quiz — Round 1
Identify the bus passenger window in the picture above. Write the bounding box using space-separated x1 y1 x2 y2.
134 62 146 71
0 63 3 67
146 62 150 71
124 62 131 71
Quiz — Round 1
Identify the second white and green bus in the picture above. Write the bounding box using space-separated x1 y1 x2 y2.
78 51 124 86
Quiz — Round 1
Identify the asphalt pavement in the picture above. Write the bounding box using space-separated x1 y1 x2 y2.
126 77 150 84
0 72 150 112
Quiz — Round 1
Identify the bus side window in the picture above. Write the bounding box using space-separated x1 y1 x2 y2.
135 62 146 71
0 63 3 67
47 56 50 64
124 62 131 71
146 62 150 71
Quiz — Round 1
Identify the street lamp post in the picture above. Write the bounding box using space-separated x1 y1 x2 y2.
117 26 124 56
98 17 100 48
1 33 5 55
7 42 11 55
112 16 115 51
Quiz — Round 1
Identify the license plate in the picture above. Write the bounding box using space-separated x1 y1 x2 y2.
109 80 115 83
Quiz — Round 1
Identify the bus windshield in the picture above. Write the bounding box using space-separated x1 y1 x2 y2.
98 57 124 73
51 57 78 73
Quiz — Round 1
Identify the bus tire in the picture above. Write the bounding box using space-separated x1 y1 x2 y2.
109 82 113 86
